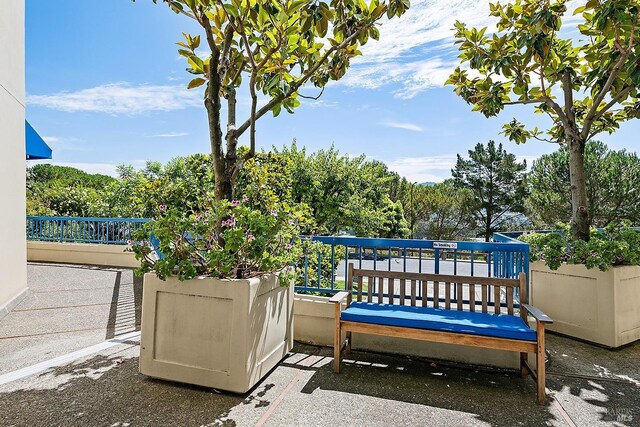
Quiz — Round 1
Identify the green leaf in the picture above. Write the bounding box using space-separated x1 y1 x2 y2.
187 78 206 89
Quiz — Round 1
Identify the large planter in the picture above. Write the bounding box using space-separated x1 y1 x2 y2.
530 261 640 347
139 272 293 393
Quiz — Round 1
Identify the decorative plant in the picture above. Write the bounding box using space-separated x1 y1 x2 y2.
131 198 310 281
520 222 640 271
446 0 640 241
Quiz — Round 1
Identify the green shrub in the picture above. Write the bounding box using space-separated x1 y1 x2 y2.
131 198 310 283
520 223 640 271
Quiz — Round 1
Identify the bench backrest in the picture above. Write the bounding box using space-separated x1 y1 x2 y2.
346 263 527 321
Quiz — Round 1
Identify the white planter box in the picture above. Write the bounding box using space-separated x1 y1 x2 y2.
530 261 640 347
140 272 293 393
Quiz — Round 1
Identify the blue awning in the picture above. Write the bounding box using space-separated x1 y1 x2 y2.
25 121 52 160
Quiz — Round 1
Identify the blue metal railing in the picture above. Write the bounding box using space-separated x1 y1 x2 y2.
296 235 530 298
26 216 150 244
25 216 531 300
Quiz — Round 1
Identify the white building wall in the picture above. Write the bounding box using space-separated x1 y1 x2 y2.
0 0 27 318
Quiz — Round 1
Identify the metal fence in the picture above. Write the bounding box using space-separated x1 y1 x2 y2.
26 216 150 245
296 234 530 298
25 216 531 299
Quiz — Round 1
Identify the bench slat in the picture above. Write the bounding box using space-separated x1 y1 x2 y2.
421 280 427 307
494 286 501 314
367 277 373 303
445 282 451 310
482 285 488 313
400 279 406 306
457 283 463 310
411 280 417 306
469 284 475 312
340 321 538 353
357 275 363 302
433 281 439 309
378 277 384 304
507 287 514 315
389 278 394 305
353 269 520 287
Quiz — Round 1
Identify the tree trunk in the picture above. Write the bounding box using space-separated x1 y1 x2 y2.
568 137 590 241
485 215 491 242
203 72 232 202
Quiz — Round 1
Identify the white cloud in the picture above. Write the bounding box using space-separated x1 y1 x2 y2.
341 0 586 97
380 121 423 132
146 132 190 138
336 0 498 96
383 155 457 183
382 153 541 182
27 83 201 115
302 99 339 108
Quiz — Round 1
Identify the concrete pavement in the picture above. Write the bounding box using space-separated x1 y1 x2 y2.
0 262 141 375
0 262 638 426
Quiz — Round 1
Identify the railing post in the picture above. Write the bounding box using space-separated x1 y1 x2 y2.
344 245 349 290
330 243 335 289
317 251 322 289
304 252 309 288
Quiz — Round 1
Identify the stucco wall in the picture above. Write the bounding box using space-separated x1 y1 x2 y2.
0 1 27 319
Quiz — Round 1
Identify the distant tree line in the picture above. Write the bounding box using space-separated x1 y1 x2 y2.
27 140 640 240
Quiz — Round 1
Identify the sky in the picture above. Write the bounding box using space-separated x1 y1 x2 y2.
26 0 639 183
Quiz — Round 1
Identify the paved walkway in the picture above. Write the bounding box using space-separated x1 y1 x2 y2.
0 263 638 426
0 262 141 375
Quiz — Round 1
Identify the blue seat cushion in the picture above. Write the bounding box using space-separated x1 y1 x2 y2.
341 302 536 342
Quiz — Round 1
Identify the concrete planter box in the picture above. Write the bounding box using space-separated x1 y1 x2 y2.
530 261 640 347
140 272 293 393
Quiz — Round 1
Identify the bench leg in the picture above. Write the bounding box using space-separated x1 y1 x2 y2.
333 305 342 373
520 352 528 378
536 323 546 405
346 331 352 354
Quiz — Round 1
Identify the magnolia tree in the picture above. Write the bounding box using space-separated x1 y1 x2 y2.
147 0 410 201
446 0 640 241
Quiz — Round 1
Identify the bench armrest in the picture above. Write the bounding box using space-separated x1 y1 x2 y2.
522 303 553 324
329 291 349 304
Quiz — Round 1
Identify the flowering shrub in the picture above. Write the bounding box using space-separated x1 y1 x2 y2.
519 222 640 271
131 198 312 282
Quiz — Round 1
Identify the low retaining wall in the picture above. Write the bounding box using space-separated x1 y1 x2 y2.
293 294 520 369
27 241 138 268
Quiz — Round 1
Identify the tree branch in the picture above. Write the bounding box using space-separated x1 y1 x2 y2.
598 85 633 116
297 87 325 100
581 19 636 139
503 98 547 105
561 69 576 128
235 25 376 137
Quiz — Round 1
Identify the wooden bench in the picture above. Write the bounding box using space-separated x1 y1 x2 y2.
330 263 553 404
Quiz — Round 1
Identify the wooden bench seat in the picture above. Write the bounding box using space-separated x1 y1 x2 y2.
331 263 553 405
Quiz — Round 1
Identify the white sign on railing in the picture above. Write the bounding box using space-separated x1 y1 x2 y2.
433 242 458 249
